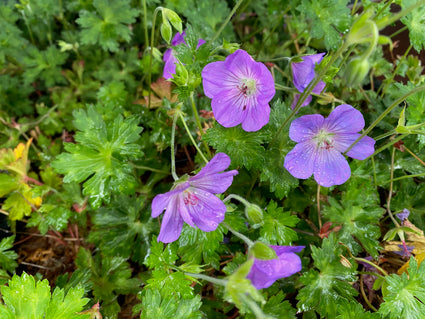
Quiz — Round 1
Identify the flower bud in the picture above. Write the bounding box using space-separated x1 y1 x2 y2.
250 242 278 260
245 203 264 226
343 57 370 87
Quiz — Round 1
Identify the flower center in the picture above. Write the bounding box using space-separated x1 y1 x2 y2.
183 191 199 206
314 129 335 150
239 78 257 97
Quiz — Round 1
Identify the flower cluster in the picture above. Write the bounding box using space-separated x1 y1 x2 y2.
202 49 275 132
247 245 304 289
284 104 375 187
291 53 326 109
151 153 238 243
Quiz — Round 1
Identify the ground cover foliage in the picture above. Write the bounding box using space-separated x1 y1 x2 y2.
0 0 425 317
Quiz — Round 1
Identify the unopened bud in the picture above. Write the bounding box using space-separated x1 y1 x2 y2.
245 203 264 226
340 255 352 268
250 242 278 260
343 57 370 87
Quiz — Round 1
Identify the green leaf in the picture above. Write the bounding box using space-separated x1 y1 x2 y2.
52 105 143 209
400 0 425 52
77 0 139 52
297 0 351 50
260 100 299 198
297 234 358 317
74 248 141 316
27 205 72 235
259 201 299 245
0 235 18 273
23 46 68 87
336 300 380 318
0 272 90 319
379 257 425 319
88 195 155 263
322 177 385 257
145 269 194 299
178 224 225 269
144 237 179 269
246 291 297 319
203 124 268 170
137 288 202 319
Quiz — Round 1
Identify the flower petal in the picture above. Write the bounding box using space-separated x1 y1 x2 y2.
241 101 271 132
325 104 365 134
284 142 317 179
333 133 375 160
291 94 313 109
157 196 184 243
271 245 305 255
312 80 326 94
163 49 179 79
289 114 324 143
190 153 237 193
292 53 325 93
202 61 233 98
151 182 189 217
292 58 315 93
211 88 247 128
184 188 226 232
313 147 351 187
246 263 276 289
224 50 261 79
171 31 186 46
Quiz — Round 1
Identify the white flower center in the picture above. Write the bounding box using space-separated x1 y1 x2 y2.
239 78 257 97
313 129 335 150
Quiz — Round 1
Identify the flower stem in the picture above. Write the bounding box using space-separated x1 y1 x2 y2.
239 294 269 319
387 147 400 227
171 110 179 181
131 164 169 174
222 222 254 247
344 84 425 155
178 113 208 164
190 92 212 158
142 0 149 46
403 145 425 167
340 243 388 276
223 194 251 207
208 0 244 45
366 134 407 160
317 184 322 229
375 0 425 30
184 272 228 286
383 173 425 184
147 7 163 108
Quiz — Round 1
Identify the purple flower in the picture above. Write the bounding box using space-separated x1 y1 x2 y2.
151 153 238 243
202 49 275 132
247 245 304 289
396 208 410 222
284 104 375 187
163 32 206 79
291 53 326 109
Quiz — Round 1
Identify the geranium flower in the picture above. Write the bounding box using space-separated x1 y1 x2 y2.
284 104 375 187
202 49 275 132
151 153 238 243
247 245 304 289
291 53 326 109
163 32 206 79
